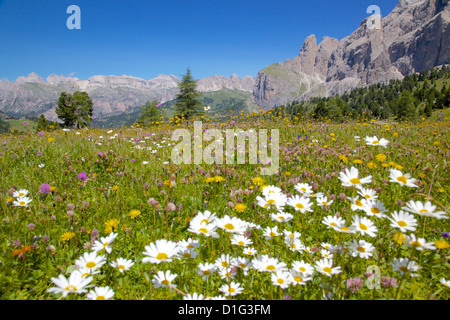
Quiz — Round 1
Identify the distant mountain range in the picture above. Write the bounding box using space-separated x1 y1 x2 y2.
253 0 450 108
0 0 448 121
0 72 255 121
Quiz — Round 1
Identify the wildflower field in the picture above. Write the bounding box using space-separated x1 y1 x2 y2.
1 113 449 300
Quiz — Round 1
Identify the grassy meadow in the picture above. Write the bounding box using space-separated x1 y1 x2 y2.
0 110 449 300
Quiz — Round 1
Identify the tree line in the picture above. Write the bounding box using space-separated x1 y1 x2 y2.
276 65 450 122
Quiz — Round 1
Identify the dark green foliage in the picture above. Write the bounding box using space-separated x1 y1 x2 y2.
0 118 10 133
137 100 163 126
35 114 60 131
55 92 77 128
55 91 93 128
276 65 450 122
72 91 94 129
174 68 204 120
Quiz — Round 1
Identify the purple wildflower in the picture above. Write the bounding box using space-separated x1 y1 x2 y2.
40 183 51 194
78 172 88 181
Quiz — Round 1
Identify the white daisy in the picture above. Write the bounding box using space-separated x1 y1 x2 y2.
290 270 312 286
291 260 314 276
314 258 342 277
215 215 247 234
404 234 436 251
152 270 178 288
219 281 244 297
348 239 375 259
294 183 313 195
389 169 418 188
364 136 389 147
287 195 313 213
351 215 378 237
252 254 287 273
271 270 293 289
197 262 217 280
110 257 134 273
402 200 448 220
339 166 372 189
141 239 180 264
74 251 107 273
12 196 32 207
388 211 418 233
86 286 115 300
47 270 93 298
92 232 118 254
391 258 420 277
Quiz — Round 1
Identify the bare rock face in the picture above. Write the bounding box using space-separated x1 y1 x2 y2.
197 74 255 92
253 35 339 108
0 72 254 121
255 0 450 107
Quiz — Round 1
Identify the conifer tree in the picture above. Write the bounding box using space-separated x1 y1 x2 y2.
174 68 203 120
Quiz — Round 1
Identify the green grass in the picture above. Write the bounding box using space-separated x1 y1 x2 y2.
0 114 449 300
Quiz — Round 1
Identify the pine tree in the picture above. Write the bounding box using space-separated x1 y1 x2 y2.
72 91 94 128
55 91 93 128
174 68 203 120
137 100 162 126
396 90 417 121
55 92 77 128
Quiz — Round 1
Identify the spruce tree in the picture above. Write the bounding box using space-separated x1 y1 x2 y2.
137 100 162 126
56 92 77 128
72 91 94 128
174 68 203 120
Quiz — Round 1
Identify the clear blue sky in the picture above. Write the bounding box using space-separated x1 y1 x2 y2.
0 0 398 82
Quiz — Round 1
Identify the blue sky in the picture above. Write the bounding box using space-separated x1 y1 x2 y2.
0 0 398 82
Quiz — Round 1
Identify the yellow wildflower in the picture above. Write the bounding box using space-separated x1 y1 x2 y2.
129 209 141 219
61 232 75 241
435 240 450 249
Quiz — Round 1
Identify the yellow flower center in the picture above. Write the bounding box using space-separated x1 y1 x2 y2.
228 287 236 293
330 222 337 227
183 252 191 258
372 140 380 144
322 202 328 206
118 265 125 269
267 199 276 205
222 262 229 268
161 280 170 286
357 246 365 252
399 266 408 273
295 203 305 209
238 241 244 246
350 178 361 185
397 176 407 184
199 228 209 233
277 278 284 284
19 201 26 205
397 221 407 227
294 276 302 282
359 223 368 231
103 242 108 247
239 264 246 268
96 296 105 300
323 267 332 273
86 262 96 268
355 200 363 206
224 223 235 230
419 209 428 213
202 270 210 275
266 265 276 271
371 207 380 214
410 241 422 247
64 285 78 292
300 188 306 192
364 195 371 199
200 219 209 224
156 253 168 260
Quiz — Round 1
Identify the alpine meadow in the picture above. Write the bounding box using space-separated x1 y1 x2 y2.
0 0 449 302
